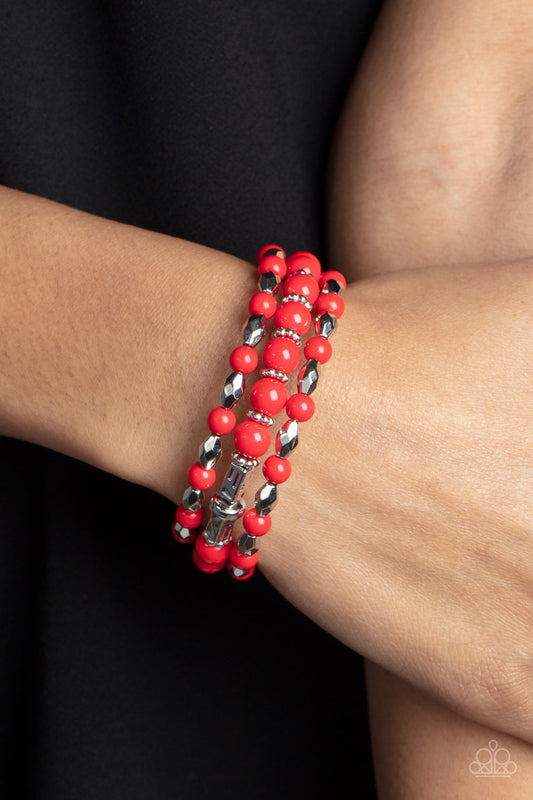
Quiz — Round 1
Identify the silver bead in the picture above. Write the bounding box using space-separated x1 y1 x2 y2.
258 270 280 294
247 410 274 426
203 496 243 545
282 293 313 310
316 312 337 339
321 278 343 295
219 460 249 504
198 434 222 469
298 359 320 395
261 368 288 383
182 485 203 512
276 419 299 458
238 532 258 556
254 481 277 516
228 563 253 579
272 327 301 344
242 314 265 347
231 452 258 470
220 371 245 408
172 521 196 543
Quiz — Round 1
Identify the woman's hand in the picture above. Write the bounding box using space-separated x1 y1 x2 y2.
259 260 533 743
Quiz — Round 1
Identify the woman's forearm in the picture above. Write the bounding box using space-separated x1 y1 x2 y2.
0 185 256 500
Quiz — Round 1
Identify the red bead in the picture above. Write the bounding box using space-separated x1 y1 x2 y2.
274 301 312 336
286 252 321 280
258 254 287 281
263 455 292 484
283 273 320 305
304 336 332 364
250 377 288 416
262 337 300 374
234 420 271 458
193 547 226 573
286 393 315 422
243 509 272 536
194 536 231 565
230 543 259 569
315 294 345 318
256 244 286 263
208 406 236 436
249 291 277 319
319 269 347 289
230 345 259 374
188 462 216 491
175 504 203 528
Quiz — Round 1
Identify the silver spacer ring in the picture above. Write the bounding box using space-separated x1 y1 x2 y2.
247 410 274 426
231 452 259 470
281 293 313 311
261 368 289 383
272 327 301 344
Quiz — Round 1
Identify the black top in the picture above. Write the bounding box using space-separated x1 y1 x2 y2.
0 2 382 797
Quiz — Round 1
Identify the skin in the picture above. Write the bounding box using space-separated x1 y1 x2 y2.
1 1 532 795
323 0 533 795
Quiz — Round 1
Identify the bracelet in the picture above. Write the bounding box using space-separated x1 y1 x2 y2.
172 246 345 580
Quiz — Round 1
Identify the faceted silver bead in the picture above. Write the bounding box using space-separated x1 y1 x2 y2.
315 312 337 339
199 434 222 469
321 278 343 295
220 371 245 408
258 270 280 294
238 532 258 556
298 359 320 395
242 314 265 347
228 564 253 579
276 419 299 458
254 481 277 516
182 485 203 512
172 521 196 543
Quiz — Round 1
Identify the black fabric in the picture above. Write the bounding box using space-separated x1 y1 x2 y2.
0 2 382 797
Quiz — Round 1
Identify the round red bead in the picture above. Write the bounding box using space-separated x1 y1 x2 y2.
230 543 260 570
250 377 288 416
194 536 231 565
274 301 312 336
188 462 216 491
258 254 287 280
249 291 277 319
230 345 259 374
315 293 345 318
286 392 315 422
234 420 271 458
319 269 347 289
243 509 272 536
304 336 332 364
175 504 203 528
286 252 321 280
263 455 292 484
262 337 300 374
283 273 320 305
256 244 286 263
193 547 226 573
208 406 236 436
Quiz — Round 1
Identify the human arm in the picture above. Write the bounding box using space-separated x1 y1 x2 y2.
316 0 533 794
